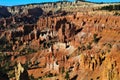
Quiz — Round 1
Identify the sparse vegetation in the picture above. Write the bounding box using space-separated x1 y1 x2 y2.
65 71 69 80
29 75 35 80
20 47 37 54
99 4 120 11
0 25 5 30
93 34 100 44
114 12 120 16
46 73 54 77
87 43 92 49
0 1 120 80
0 53 11 75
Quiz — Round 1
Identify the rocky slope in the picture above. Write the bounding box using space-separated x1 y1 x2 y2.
0 1 120 80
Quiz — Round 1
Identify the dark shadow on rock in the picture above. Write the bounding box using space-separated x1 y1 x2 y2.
75 28 83 35
28 7 43 17
71 74 78 80
55 18 67 31
0 71 9 80
20 69 29 80
0 6 11 18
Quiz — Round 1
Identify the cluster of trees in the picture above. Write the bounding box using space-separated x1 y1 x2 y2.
99 4 120 11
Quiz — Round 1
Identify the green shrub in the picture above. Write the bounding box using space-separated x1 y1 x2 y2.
65 71 69 80
93 34 100 44
20 48 37 54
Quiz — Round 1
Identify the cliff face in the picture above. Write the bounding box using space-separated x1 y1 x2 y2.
1 1 119 18
0 2 120 80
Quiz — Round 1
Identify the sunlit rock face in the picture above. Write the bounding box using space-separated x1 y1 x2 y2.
0 1 120 80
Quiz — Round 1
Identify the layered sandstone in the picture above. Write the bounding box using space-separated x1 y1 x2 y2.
0 1 120 80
